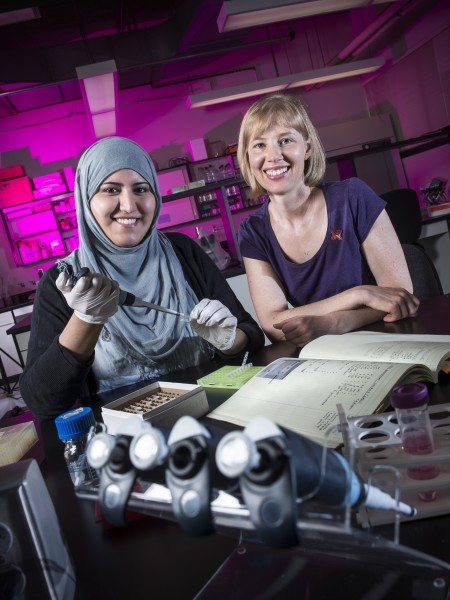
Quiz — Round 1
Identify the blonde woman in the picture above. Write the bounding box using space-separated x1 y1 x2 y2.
238 93 419 346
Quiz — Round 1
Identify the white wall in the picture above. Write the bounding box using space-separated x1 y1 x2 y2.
227 274 271 346
365 26 449 198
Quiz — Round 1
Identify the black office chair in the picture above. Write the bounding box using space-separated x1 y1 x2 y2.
381 188 423 244
380 188 443 301
401 243 443 301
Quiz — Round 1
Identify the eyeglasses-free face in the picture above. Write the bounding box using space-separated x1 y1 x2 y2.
90 169 157 247
247 125 311 198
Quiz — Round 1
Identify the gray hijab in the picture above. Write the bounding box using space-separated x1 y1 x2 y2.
63 136 210 391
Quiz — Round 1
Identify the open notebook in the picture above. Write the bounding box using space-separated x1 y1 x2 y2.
207 332 450 446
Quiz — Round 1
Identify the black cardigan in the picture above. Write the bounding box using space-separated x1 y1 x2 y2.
20 232 264 420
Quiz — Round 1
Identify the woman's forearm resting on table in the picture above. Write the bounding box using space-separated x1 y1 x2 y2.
265 285 419 345
272 285 418 324
271 306 386 346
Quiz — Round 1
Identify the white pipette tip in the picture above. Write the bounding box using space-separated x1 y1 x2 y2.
363 484 417 516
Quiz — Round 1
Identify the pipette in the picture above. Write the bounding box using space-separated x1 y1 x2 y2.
65 265 190 320
117 289 189 320
216 416 417 517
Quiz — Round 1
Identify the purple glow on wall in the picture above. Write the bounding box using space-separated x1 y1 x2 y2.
0 98 93 162
336 158 356 181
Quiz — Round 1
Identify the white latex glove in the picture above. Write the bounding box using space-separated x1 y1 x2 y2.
56 271 120 325
190 298 237 351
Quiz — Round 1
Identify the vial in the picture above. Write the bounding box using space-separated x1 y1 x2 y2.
390 382 439 502
55 407 99 487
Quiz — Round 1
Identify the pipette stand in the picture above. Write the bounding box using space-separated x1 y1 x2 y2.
76 415 450 598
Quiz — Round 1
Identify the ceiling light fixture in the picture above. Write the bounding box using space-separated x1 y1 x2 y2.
0 7 41 27
76 60 118 139
217 0 397 32
186 57 385 109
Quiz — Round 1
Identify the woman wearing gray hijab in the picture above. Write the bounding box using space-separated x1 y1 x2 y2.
20 136 264 420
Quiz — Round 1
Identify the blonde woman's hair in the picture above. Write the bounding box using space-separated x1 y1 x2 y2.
237 93 326 197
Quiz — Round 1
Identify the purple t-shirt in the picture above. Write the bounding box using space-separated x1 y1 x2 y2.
238 177 386 307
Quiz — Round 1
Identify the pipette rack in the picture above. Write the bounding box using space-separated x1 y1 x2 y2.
76 410 450 591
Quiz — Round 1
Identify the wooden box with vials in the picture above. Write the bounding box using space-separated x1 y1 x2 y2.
101 381 209 435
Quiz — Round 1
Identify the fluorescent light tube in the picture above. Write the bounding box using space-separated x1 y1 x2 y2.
187 57 385 108
76 60 118 138
217 0 397 32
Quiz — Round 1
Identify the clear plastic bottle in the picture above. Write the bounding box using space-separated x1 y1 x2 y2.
204 166 212 183
390 382 439 501
55 407 98 487
208 164 218 182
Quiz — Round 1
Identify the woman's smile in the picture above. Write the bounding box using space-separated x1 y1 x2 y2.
264 166 290 179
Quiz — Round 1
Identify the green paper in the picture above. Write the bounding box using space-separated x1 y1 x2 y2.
197 365 263 390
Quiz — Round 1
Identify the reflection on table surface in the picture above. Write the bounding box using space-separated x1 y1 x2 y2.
35 293 450 599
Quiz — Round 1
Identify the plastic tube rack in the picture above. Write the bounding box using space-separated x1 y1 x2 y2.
341 403 450 527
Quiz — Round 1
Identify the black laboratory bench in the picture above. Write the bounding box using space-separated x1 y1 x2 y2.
4 295 450 600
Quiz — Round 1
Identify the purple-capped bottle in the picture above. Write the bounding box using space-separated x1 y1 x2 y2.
390 382 439 502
